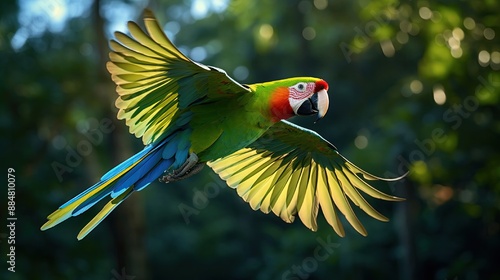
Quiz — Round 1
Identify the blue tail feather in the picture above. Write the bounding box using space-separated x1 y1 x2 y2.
110 144 165 197
70 129 189 217
100 144 154 181
134 158 174 191
73 185 111 216
42 128 193 238
162 136 180 159
60 180 106 210
72 143 165 215
101 132 178 182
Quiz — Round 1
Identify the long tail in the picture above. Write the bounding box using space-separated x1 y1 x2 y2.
41 130 190 240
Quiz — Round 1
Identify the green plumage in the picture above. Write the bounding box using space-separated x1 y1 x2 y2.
41 9 405 240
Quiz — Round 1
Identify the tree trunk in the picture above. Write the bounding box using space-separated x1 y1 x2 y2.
91 1 149 278
395 169 417 280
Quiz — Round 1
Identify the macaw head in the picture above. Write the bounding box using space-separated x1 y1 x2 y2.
268 78 330 122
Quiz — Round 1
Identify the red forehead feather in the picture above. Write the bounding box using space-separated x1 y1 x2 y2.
315 79 329 92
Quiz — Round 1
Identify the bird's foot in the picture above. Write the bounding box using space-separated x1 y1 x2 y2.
159 153 205 183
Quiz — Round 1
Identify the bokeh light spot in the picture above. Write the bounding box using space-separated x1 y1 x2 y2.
419 7 432 20
433 85 446 105
302 27 316 40
259 24 274 40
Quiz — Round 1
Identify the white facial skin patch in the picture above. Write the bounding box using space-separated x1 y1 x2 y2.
289 82 316 114
289 82 315 100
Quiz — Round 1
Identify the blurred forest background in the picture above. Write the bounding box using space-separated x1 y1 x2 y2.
1 0 499 279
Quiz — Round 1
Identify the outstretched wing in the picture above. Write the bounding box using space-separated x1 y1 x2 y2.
207 120 406 237
107 9 250 145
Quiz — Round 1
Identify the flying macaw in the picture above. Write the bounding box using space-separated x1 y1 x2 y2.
41 10 405 240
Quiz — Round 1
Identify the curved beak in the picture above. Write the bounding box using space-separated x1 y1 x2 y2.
296 89 329 121
314 89 329 121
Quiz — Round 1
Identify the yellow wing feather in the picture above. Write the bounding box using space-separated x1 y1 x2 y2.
207 120 406 237
107 10 250 145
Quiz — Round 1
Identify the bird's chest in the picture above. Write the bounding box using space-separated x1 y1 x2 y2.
189 98 272 161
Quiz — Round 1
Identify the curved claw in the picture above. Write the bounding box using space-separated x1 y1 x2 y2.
159 153 205 183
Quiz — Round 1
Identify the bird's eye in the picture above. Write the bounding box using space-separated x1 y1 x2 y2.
296 83 306 92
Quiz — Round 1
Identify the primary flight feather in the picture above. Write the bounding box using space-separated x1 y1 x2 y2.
41 10 405 240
